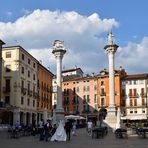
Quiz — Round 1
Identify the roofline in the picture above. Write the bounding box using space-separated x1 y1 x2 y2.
62 67 84 74
3 45 38 62
38 62 54 76
125 73 148 80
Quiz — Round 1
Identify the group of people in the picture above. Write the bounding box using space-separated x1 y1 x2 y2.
38 119 77 142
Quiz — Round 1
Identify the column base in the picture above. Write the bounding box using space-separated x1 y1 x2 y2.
103 106 117 130
55 111 65 124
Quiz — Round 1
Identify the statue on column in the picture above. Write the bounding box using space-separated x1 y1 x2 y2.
107 32 114 45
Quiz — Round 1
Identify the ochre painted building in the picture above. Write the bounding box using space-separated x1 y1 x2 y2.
37 63 54 122
97 68 127 110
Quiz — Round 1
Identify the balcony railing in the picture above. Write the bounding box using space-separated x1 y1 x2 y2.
100 92 106 96
128 93 139 98
140 93 147 98
3 87 10 93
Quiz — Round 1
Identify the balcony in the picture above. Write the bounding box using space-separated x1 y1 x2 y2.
3 87 10 93
100 92 106 96
140 93 147 98
128 93 139 98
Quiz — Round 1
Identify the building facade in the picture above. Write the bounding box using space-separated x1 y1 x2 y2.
0 40 5 104
122 73 148 123
37 63 53 123
2 46 38 125
62 74 98 123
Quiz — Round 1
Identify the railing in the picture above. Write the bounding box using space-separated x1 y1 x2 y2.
128 93 139 98
140 93 147 98
100 92 106 96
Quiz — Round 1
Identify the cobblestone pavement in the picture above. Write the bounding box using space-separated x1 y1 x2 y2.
0 128 148 148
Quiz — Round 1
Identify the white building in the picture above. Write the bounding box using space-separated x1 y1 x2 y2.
122 74 148 121
2 46 38 125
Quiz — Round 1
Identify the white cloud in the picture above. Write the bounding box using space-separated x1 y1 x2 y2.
0 9 121 74
21 8 31 15
116 37 148 74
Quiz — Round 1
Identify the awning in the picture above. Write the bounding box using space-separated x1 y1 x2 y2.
121 115 147 120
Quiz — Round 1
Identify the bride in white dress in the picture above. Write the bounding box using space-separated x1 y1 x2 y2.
50 120 67 141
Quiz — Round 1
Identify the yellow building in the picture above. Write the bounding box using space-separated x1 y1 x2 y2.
2 46 38 125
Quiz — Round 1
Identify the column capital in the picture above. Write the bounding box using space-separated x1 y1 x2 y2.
52 50 66 59
104 44 119 54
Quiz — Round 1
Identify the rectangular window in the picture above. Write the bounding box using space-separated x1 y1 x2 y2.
129 81 132 85
101 81 104 86
33 74 35 80
134 99 137 106
129 89 132 97
6 65 11 72
22 54 25 60
133 80 137 85
28 71 30 77
27 99 30 106
83 86 86 91
141 88 144 95
33 63 36 68
101 98 104 106
133 89 137 97
6 79 10 91
87 95 90 103
28 58 30 64
130 99 133 106
76 87 79 93
94 85 97 90
94 94 97 103
87 86 90 91
33 100 35 107
21 67 24 74
142 98 145 106
6 52 11 58
21 97 24 105
5 96 10 104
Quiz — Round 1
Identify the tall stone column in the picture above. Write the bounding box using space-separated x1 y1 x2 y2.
104 32 119 129
51 40 66 123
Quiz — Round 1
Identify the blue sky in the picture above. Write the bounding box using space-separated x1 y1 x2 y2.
0 0 148 74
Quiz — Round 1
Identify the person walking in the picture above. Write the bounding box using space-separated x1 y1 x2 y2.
38 119 44 141
87 120 93 136
44 119 51 142
72 121 77 136
65 120 72 141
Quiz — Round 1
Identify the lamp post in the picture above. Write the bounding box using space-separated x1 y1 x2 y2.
51 40 66 123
